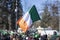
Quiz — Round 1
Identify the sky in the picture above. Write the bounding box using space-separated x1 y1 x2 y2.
21 0 59 13
21 0 47 13
21 0 60 17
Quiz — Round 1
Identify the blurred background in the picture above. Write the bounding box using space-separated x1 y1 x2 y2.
0 0 60 31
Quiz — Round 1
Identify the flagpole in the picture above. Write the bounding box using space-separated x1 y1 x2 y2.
15 0 18 31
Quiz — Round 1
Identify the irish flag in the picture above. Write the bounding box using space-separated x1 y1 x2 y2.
17 5 40 32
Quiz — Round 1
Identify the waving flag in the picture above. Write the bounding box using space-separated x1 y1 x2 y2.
17 5 40 32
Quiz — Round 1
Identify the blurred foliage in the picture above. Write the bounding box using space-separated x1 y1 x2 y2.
0 0 23 30
41 5 52 28
41 3 59 30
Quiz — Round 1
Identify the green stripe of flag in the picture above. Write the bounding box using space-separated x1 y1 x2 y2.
29 5 40 22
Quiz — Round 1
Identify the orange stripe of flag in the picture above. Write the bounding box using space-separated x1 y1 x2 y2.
16 17 22 24
17 18 28 33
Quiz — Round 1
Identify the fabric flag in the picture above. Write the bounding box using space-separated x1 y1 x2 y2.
17 5 40 32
